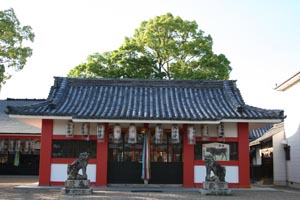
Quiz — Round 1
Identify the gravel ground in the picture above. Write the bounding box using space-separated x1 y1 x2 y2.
1 176 300 200
0 187 299 200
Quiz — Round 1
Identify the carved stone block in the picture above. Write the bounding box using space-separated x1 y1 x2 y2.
61 180 93 195
65 180 91 188
200 181 232 195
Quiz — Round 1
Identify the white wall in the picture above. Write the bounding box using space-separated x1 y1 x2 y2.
276 79 300 187
50 164 96 182
194 165 239 183
272 129 287 185
194 123 237 138
53 120 98 135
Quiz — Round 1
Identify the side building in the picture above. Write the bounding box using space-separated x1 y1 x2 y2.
275 71 300 188
6 77 284 188
0 98 44 175
249 123 286 185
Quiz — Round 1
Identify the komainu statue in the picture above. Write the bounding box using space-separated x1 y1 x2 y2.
67 152 89 180
204 152 226 182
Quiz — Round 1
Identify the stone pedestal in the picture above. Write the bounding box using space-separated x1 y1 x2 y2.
200 181 232 195
61 180 93 195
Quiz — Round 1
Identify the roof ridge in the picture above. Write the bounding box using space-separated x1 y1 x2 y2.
48 77 68 109
223 81 244 112
62 77 236 88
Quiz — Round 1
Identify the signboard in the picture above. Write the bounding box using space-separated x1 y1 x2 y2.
202 142 230 161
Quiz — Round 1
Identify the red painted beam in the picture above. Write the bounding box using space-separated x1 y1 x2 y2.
238 122 250 188
96 123 108 186
183 124 194 188
39 119 53 186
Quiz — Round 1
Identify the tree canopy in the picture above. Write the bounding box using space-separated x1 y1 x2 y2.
68 13 231 80
0 8 35 88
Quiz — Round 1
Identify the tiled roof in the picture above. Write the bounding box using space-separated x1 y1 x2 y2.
6 77 285 122
250 123 284 146
249 125 273 140
0 99 44 134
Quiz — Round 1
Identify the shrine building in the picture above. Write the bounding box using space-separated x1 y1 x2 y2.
6 77 284 188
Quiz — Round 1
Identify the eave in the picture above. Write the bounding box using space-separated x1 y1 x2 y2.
275 71 300 91
9 114 282 125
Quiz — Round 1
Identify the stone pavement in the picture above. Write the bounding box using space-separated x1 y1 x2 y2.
1 175 300 200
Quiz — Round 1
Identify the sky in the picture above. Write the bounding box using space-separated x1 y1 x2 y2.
0 0 299 110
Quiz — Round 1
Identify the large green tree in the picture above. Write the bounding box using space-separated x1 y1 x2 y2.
0 8 35 87
68 13 231 80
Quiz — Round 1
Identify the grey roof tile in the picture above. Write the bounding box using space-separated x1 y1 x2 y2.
6 77 285 122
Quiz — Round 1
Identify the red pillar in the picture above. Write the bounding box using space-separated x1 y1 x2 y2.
96 123 108 186
183 124 194 188
238 122 250 188
39 119 53 186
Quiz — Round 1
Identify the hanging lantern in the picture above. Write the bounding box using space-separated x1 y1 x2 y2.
155 124 163 144
0 140 5 151
8 140 14 151
217 123 224 137
97 124 105 140
201 125 209 137
113 124 122 141
128 124 137 144
66 121 74 136
188 125 196 144
15 140 21 151
171 124 180 144
24 140 29 152
82 123 89 136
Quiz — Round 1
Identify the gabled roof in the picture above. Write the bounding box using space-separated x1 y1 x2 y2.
0 98 44 134
6 77 284 123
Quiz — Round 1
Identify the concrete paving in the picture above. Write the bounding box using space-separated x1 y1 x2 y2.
1 175 300 200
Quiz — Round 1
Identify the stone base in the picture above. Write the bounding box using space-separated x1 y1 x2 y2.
61 188 93 195
200 181 232 195
65 179 91 188
61 180 93 195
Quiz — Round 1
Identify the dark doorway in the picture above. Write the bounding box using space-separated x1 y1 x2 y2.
107 130 183 184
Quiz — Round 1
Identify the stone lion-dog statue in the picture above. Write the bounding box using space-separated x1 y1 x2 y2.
204 152 226 182
67 152 89 180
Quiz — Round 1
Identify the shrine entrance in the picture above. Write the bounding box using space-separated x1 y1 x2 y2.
107 130 183 184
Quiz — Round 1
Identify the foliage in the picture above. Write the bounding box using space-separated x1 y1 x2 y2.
0 8 35 87
68 13 231 80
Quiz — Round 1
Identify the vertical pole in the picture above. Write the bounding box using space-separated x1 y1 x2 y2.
96 123 108 186
238 122 250 188
39 119 53 186
183 124 194 187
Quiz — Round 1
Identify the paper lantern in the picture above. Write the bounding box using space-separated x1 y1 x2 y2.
15 140 21 151
217 123 224 137
201 125 209 137
82 123 89 136
128 124 137 144
188 125 196 144
66 121 74 136
155 124 163 144
171 124 180 144
113 124 122 140
97 124 105 140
